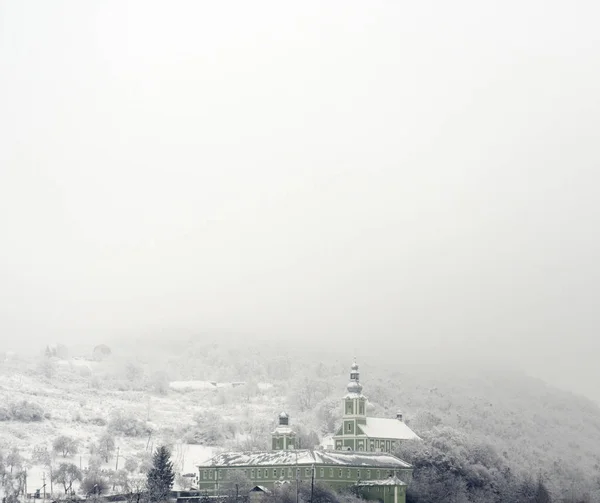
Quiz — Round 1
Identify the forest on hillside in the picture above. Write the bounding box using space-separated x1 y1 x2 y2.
120 336 600 503
1 337 599 503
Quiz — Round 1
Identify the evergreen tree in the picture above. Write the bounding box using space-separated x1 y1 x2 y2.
146 446 175 502
535 479 552 503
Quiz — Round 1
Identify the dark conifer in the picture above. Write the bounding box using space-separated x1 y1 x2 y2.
534 479 552 503
146 446 175 502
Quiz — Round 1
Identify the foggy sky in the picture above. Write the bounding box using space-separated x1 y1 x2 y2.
1 1 599 401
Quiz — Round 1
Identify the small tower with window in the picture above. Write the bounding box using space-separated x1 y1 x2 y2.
271 412 296 450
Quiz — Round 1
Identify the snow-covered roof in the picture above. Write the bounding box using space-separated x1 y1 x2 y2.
359 417 420 440
356 475 407 487
198 450 411 469
344 391 366 399
271 426 295 435
250 486 271 494
216 381 244 388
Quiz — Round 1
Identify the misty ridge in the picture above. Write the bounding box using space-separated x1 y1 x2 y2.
2 1 600 503
1 337 600 502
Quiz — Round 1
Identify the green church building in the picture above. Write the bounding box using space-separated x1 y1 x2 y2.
332 360 419 452
197 361 417 503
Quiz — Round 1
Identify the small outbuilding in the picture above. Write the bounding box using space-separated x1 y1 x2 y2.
248 486 271 503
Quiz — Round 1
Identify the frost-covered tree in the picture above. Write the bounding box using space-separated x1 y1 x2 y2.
111 469 131 492
151 371 169 395
108 411 149 437
124 457 138 474
88 454 103 473
52 463 82 494
96 432 116 462
5 449 23 474
137 451 153 474
81 472 109 497
53 435 79 458
125 476 147 503
38 358 57 379
125 362 144 383
222 469 252 499
31 445 52 467
398 427 547 503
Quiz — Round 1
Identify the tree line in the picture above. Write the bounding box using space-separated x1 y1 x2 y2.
0 444 175 503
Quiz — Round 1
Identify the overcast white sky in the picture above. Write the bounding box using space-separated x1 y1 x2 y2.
1 1 599 400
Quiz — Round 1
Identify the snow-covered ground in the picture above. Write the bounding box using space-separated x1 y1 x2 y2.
170 381 217 390
0 360 284 497
169 380 274 391
22 443 214 496
172 444 214 473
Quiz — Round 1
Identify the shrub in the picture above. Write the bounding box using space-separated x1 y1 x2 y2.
108 411 148 437
89 416 107 427
72 411 86 423
0 407 11 421
151 371 169 395
9 401 44 422
186 411 237 446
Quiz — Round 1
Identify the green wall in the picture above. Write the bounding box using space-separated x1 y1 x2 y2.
198 464 411 499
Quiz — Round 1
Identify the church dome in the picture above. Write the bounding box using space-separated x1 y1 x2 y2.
351 361 359 371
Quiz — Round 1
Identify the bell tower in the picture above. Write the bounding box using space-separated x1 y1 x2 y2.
271 412 296 450
344 359 367 420
334 359 368 451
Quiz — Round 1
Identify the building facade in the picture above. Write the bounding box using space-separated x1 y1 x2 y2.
197 449 410 502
